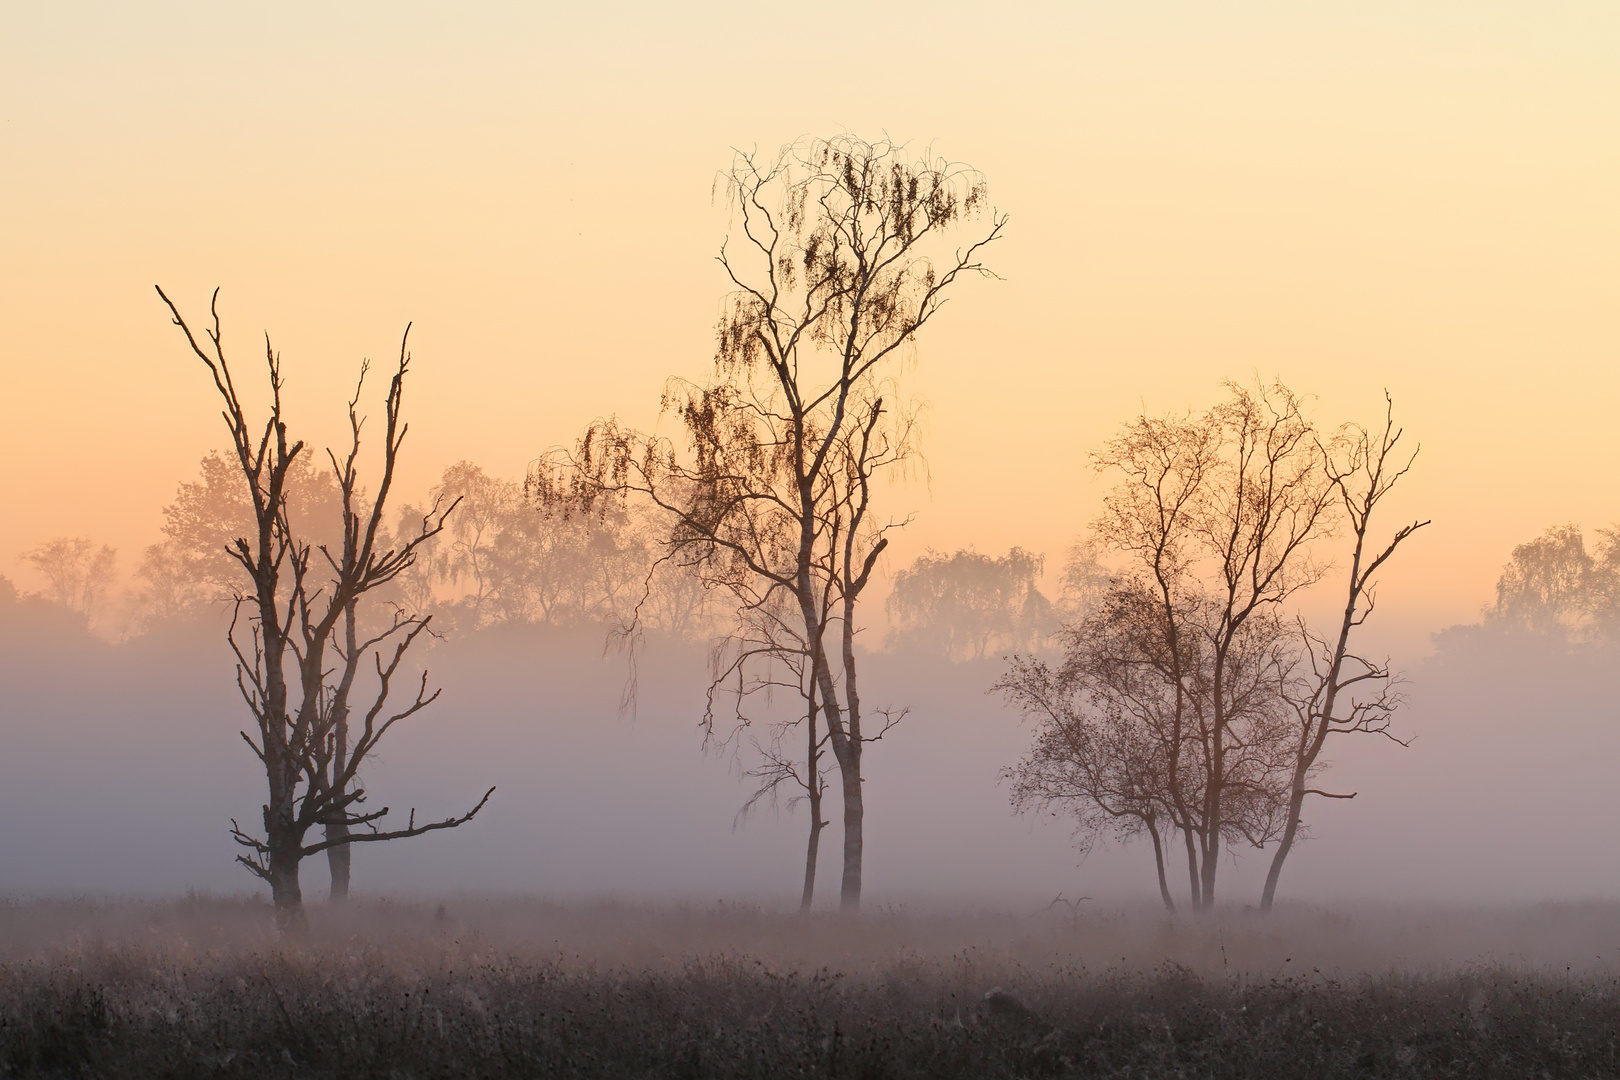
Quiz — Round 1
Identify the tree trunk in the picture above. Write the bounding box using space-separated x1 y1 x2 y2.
1146 818 1175 913
1182 830 1202 909
837 594 868 913
1200 716 1223 909
801 805 824 913
801 699 824 913
267 844 306 933
327 708 352 902
1261 783 1307 911
264 744 307 932
326 821 352 902
837 750 863 911
1200 830 1219 910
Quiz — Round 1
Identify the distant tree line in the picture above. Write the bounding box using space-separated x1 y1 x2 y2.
1471 524 1620 643
886 547 1054 661
20 460 718 646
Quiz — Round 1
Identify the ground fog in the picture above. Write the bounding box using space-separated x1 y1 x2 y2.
4 898 1620 1079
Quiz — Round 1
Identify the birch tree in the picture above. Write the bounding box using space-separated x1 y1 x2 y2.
1004 380 1334 910
541 135 1005 909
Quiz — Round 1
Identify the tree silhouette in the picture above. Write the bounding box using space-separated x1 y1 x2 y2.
1004 380 1335 910
1476 524 1620 643
1260 395 1427 911
887 546 1054 660
541 134 1005 909
157 286 493 930
389 460 715 636
1001 570 1302 910
21 537 118 626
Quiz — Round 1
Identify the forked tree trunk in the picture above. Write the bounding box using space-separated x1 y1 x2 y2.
267 844 306 932
160 288 491 941
804 582 868 912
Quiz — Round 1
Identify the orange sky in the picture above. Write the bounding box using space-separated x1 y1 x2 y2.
3 2 1617 657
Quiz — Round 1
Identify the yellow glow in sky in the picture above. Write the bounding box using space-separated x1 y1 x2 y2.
2 2 1617 656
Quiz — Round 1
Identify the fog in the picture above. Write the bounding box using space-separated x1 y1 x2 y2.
2 4 1616 936
3 581 1615 910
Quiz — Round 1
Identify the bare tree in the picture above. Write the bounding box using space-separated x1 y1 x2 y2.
541 135 1004 909
1179 381 1336 907
157 286 493 930
1005 380 1335 911
999 599 1184 910
1001 571 1302 911
21 538 118 624
1260 397 1426 910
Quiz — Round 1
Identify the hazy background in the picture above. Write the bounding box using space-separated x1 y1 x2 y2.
4 593 1619 908
2 2 1618 907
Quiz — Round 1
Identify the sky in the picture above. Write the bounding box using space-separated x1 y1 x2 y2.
4 1 1619 657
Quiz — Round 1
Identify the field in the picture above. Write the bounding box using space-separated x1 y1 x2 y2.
2 897 1619 1078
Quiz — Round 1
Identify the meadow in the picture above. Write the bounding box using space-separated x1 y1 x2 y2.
2 897 1618 1078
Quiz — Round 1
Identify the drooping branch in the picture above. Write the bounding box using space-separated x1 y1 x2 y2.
300 786 496 857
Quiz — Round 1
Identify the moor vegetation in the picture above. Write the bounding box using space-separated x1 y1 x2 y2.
2 899 1619 1080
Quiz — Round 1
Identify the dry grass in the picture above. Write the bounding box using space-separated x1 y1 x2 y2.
2 897 1618 1078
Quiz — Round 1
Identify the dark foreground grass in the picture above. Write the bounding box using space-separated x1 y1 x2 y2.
6 953 1620 1079
3 899 1620 1078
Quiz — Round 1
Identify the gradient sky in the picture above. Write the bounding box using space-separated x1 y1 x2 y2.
3 2 1618 656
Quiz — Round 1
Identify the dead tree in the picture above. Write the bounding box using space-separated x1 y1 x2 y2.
540 135 1004 910
1259 395 1426 911
157 286 494 930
